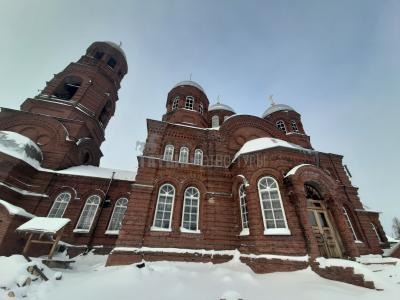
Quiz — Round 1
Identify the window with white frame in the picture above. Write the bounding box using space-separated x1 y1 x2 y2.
172 96 179 111
290 120 299 132
276 120 287 133
371 223 383 243
75 195 101 232
258 176 290 235
211 115 219 127
343 207 358 241
48 192 71 218
185 96 194 110
181 187 200 232
194 149 203 165
179 147 189 163
106 198 128 234
239 184 249 234
163 144 174 161
199 103 204 115
152 184 175 230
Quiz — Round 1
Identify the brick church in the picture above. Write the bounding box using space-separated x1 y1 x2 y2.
0 42 390 272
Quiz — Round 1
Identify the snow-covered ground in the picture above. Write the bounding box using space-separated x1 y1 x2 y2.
1 253 399 300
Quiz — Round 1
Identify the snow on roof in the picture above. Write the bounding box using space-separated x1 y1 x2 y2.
172 80 205 93
285 164 313 177
55 165 137 181
386 235 400 243
233 137 312 162
262 104 295 118
209 103 235 113
0 131 43 167
17 217 70 234
0 200 35 219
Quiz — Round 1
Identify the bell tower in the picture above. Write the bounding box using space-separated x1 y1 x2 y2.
0 41 128 170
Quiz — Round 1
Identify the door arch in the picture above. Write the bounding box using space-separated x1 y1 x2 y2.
305 184 343 258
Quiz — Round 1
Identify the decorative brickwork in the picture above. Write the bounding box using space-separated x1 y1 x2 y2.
0 43 389 290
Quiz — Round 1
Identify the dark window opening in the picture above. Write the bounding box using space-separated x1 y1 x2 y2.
107 57 117 69
94 51 104 60
305 184 323 200
52 76 82 100
99 100 113 126
83 152 90 165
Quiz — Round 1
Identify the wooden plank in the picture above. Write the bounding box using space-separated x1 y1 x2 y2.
22 233 34 256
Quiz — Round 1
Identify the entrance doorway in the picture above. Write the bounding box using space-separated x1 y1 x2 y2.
305 185 343 258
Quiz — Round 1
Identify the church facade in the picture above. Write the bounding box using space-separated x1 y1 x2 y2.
0 42 389 273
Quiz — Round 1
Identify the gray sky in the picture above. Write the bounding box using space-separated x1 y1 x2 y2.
0 0 399 235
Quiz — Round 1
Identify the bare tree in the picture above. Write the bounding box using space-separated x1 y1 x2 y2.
393 217 400 238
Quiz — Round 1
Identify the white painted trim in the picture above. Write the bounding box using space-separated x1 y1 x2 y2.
151 184 175 231
257 176 290 234
180 187 200 232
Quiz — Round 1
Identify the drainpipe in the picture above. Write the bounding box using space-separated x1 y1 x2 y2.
84 171 115 254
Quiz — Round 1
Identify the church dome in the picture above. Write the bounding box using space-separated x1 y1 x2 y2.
262 104 295 118
0 131 43 167
209 102 235 113
103 41 126 59
172 81 205 93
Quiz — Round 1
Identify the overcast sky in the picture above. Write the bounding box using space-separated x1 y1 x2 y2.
0 0 399 235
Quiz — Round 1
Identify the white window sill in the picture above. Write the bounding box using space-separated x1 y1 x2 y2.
105 230 120 235
180 227 201 234
263 228 291 236
73 229 90 233
150 226 172 232
355 240 364 244
239 228 250 236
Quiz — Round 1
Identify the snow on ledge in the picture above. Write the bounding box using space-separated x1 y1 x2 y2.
316 257 388 289
285 164 313 177
0 200 35 219
112 247 309 262
17 217 70 234
55 165 136 181
233 137 313 162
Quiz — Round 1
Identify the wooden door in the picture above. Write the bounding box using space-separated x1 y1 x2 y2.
307 200 342 258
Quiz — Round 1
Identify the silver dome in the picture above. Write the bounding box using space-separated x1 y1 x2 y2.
262 104 295 118
172 81 205 93
209 103 235 113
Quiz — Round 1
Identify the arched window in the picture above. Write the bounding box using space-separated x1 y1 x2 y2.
185 96 194 110
52 76 82 100
194 149 203 165
163 144 174 161
258 176 290 235
172 96 179 111
106 198 129 234
74 195 101 232
179 147 189 163
199 103 204 115
152 184 175 230
276 120 287 134
239 184 249 235
107 57 117 69
343 207 358 241
48 192 71 218
290 120 299 132
181 187 200 232
211 115 219 127
371 223 383 243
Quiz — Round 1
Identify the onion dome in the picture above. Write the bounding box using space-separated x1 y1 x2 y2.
262 103 295 118
209 102 235 113
172 80 205 93
103 41 126 59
